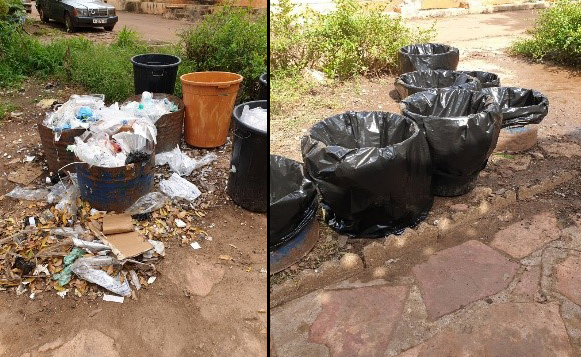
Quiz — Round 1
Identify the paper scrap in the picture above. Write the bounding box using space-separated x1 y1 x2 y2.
147 277 156 284
103 294 124 303
102 214 134 235
175 218 186 228
190 242 201 250
57 289 69 298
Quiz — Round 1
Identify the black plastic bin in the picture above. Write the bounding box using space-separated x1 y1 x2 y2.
131 54 181 95
227 100 267 213
401 89 502 197
394 70 481 100
270 155 318 250
481 87 549 128
459 70 500 88
301 111 433 238
398 43 460 74
259 73 268 101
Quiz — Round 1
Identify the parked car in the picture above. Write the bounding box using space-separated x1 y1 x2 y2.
22 0 32 13
36 0 118 33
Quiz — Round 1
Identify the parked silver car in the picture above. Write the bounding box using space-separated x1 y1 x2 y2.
36 0 118 33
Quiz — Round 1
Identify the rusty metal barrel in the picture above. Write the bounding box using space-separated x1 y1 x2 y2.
75 156 155 212
123 94 184 153
37 119 86 173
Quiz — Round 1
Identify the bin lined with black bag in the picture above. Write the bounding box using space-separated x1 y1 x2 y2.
401 89 502 197
459 70 500 88
481 87 548 128
395 70 481 100
398 43 460 74
301 112 433 238
269 155 318 250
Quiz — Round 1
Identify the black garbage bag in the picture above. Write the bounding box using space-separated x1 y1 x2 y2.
398 43 460 74
269 155 318 251
458 70 500 88
481 87 549 128
394 70 481 100
401 89 502 196
301 112 433 238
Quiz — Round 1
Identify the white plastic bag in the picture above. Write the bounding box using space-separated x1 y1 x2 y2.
239 105 267 132
71 256 131 296
6 187 49 201
155 146 217 176
55 182 80 216
159 173 201 202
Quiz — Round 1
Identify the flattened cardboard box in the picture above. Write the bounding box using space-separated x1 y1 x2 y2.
102 214 134 235
101 232 153 260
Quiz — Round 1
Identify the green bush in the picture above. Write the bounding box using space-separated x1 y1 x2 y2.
179 6 267 101
510 1 581 66
271 0 435 79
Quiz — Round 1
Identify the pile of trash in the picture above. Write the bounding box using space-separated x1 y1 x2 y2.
239 106 267 132
43 92 177 136
71 118 157 168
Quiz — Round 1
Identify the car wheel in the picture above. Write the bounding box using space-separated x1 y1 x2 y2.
104 26 114 31
39 8 49 22
64 13 75 33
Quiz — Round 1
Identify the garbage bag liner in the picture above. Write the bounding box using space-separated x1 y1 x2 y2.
398 43 460 74
395 70 481 100
401 89 502 196
301 112 433 238
269 155 318 250
458 70 500 88
481 87 548 128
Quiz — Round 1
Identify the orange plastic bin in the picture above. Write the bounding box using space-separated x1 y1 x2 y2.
180 71 243 148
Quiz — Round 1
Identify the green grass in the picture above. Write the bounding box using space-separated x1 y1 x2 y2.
0 102 15 120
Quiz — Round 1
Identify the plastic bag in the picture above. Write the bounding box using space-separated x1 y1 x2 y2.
43 94 105 132
47 181 68 203
53 247 86 286
6 187 49 201
394 70 481 100
72 238 111 253
240 105 267 132
159 173 201 202
55 181 80 216
458 70 500 88
71 256 131 296
125 192 168 214
269 155 318 250
398 43 460 74
120 91 177 124
481 87 549 128
301 111 433 237
401 88 502 196
155 146 217 176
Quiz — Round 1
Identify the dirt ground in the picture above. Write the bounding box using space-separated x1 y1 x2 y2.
0 61 266 357
270 9 581 283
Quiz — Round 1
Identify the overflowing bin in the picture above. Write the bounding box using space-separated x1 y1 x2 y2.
269 155 319 273
301 111 433 237
227 100 268 213
398 43 460 74
395 70 481 100
401 88 502 196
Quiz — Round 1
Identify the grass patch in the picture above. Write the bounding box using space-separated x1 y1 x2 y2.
0 102 15 120
510 1 581 66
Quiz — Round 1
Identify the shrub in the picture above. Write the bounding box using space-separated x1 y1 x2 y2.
179 6 267 101
271 0 435 79
510 1 581 66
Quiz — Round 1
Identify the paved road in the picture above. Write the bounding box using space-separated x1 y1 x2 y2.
29 2 193 43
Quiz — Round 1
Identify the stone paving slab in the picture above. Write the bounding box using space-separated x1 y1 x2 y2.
412 240 518 320
555 253 581 306
397 303 573 357
491 212 560 259
309 285 408 357
512 265 541 302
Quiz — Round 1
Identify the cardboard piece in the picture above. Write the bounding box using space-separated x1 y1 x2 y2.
101 232 153 260
102 214 134 235
7 164 43 185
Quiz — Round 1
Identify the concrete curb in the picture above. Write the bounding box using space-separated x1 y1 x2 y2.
270 170 577 308
390 1 549 19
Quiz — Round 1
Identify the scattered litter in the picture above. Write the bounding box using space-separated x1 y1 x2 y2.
103 294 124 303
28 217 36 227
125 192 168 215
160 173 201 202
239 105 267 132
102 214 134 235
155 146 217 176
29 292 35 300
71 256 131 296
101 232 153 261
72 238 111 253
53 247 86 286
43 94 104 132
148 240 165 257
129 270 141 290
219 255 233 261
228 244 238 250
147 276 156 284
33 264 50 276
175 218 187 228
190 242 201 250
16 284 27 296
260 268 267 274
24 155 35 162
56 289 69 298
47 181 68 204
121 91 178 123
6 187 49 201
